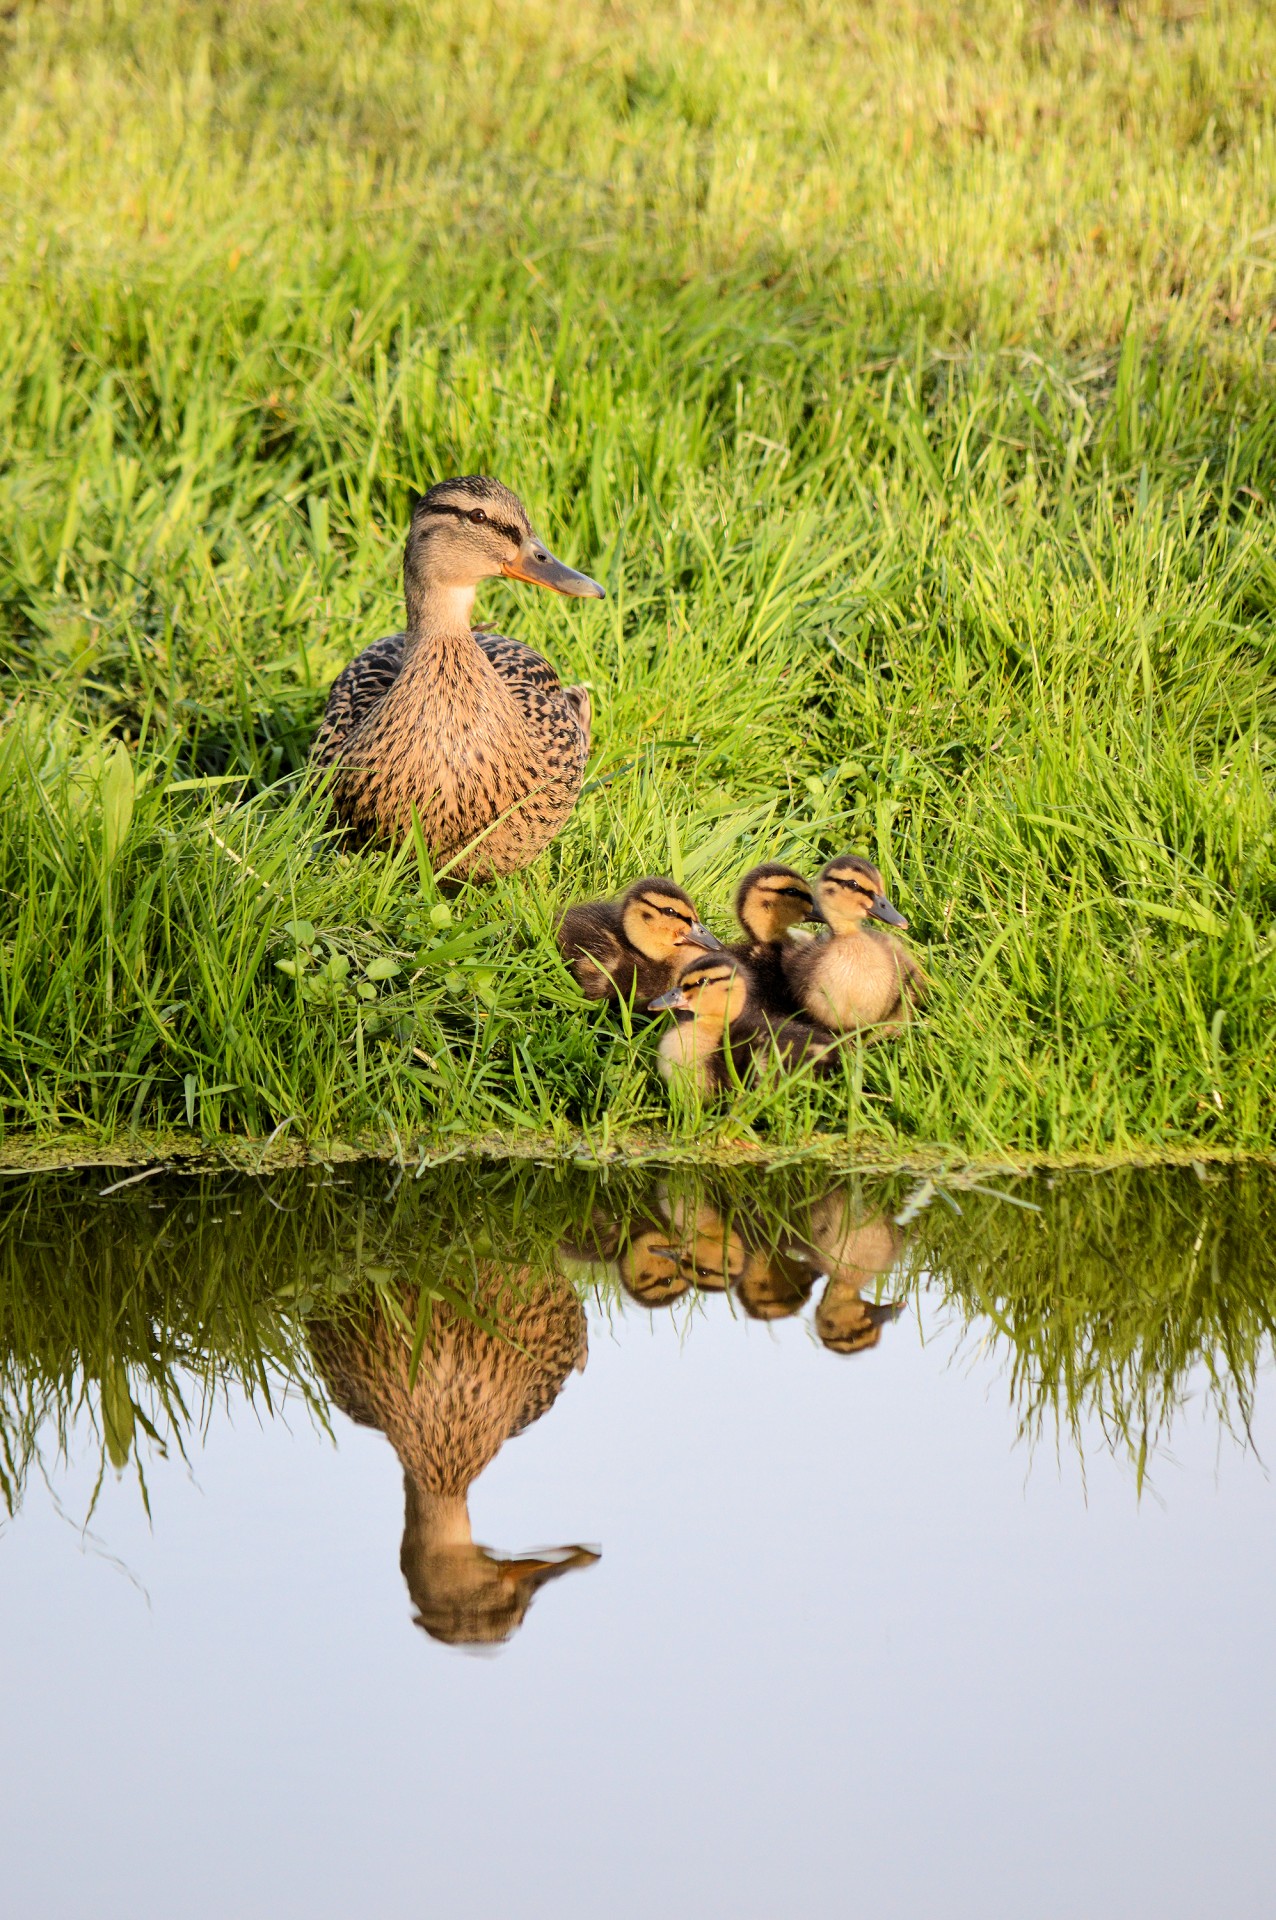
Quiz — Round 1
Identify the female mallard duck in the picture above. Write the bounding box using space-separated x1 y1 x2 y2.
310 1271 597 1648
649 954 840 1094
782 854 923 1035
728 862 823 1017
557 876 722 1008
311 476 603 879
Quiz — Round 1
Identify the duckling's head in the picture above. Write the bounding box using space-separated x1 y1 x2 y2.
620 878 722 964
735 1249 816 1321
618 1221 690 1308
815 855 909 936
404 475 604 623
814 1283 904 1356
648 955 750 1030
734 862 822 944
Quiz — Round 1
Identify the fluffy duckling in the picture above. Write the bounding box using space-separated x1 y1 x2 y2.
312 476 603 878
728 863 823 1017
649 954 841 1095
557 877 722 1008
782 855 923 1035
655 1190 749 1291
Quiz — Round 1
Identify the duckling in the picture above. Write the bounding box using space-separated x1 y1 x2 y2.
782 854 923 1035
815 1286 904 1355
734 1248 817 1321
557 876 723 1008
649 954 841 1095
618 1222 691 1309
311 476 604 879
654 1188 749 1291
727 863 824 1018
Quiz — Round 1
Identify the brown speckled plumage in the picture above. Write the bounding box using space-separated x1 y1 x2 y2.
311 1271 594 1646
311 476 602 880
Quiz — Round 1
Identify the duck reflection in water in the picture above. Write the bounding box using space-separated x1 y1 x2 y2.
310 1274 597 1650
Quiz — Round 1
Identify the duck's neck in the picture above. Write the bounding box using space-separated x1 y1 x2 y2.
403 1476 473 1552
402 580 480 666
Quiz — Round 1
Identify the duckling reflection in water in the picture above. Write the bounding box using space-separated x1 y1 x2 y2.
734 1247 817 1321
618 1221 692 1309
798 1192 907 1356
656 1185 750 1291
310 1273 596 1648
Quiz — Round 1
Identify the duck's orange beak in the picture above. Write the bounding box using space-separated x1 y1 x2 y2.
503 539 604 597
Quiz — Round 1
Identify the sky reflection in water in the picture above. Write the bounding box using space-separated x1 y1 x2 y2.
0 1163 1273 1917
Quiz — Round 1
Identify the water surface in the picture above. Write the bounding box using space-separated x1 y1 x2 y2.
1 1163 1273 1918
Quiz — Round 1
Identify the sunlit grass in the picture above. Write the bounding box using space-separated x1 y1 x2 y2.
0 0 1274 1159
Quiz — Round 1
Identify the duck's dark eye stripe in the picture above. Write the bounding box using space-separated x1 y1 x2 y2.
420 501 523 544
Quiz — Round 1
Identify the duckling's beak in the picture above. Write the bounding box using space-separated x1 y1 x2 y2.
805 902 829 925
649 987 691 1012
679 922 724 952
869 894 909 929
503 539 605 598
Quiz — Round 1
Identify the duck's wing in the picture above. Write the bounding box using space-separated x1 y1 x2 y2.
477 631 590 751
310 631 406 767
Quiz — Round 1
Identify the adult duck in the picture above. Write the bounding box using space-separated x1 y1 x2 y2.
312 476 603 878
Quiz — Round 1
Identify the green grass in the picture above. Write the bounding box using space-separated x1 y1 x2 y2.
1 0 1274 1160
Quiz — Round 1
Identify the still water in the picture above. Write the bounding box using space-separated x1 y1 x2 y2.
1 1162 1273 1918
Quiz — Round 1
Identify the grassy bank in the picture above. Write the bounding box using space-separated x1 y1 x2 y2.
1 0 1274 1160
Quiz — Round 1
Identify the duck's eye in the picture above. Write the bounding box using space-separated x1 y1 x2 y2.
468 508 488 525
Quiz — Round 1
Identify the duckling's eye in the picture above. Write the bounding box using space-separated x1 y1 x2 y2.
468 508 488 525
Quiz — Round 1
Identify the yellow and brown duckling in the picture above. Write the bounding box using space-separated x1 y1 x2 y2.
649 954 841 1095
782 855 923 1036
618 1221 692 1309
557 876 723 1009
795 1191 906 1356
734 1247 817 1321
727 863 823 1018
311 476 603 878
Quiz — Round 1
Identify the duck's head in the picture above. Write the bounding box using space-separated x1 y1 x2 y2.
404 475 604 620
734 862 822 944
620 877 722 964
648 954 750 1031
815 855 909 936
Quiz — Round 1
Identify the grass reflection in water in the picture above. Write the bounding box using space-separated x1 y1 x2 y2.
1 1163 1272 1643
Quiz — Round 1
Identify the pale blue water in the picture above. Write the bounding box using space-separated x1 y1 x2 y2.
2 1274 1273 1920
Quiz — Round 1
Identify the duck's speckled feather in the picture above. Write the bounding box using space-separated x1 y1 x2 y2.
312 627 590 878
